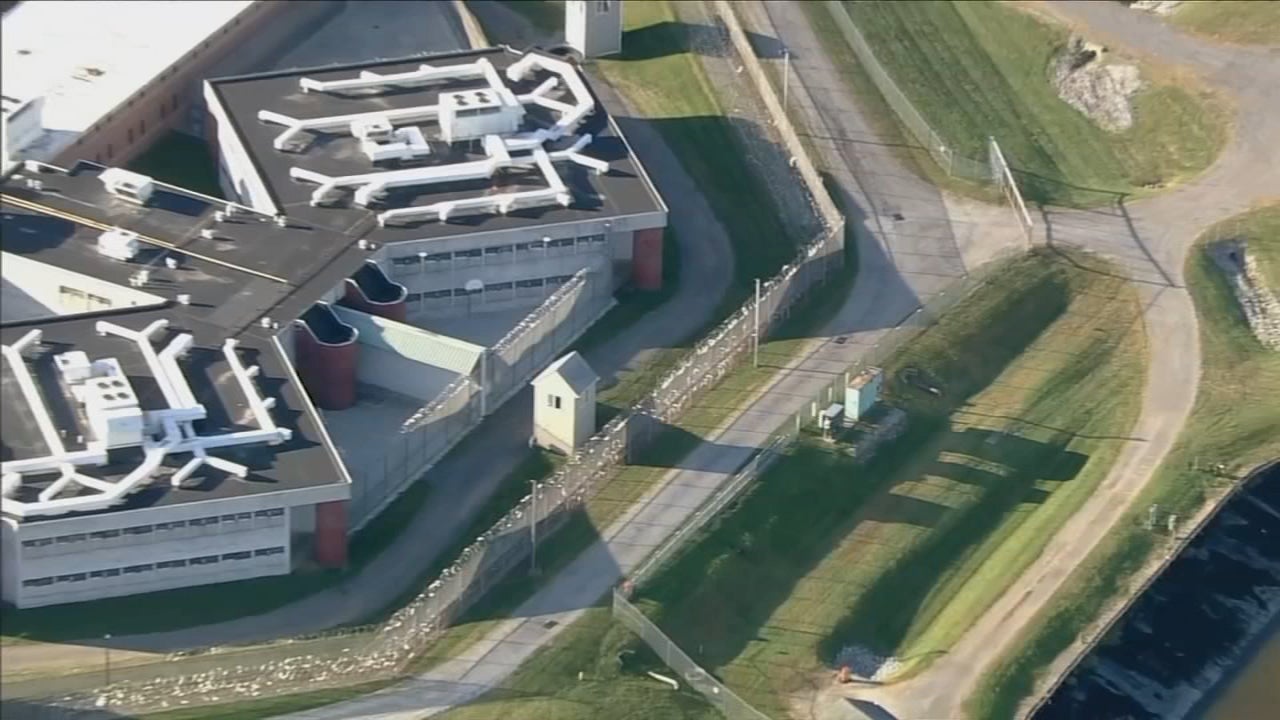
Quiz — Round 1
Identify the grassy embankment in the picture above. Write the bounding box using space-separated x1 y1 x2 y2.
148 0 848 716
802 0 1226 207
423 244 1145 720
1169 1 1280 46
967 204 1280 719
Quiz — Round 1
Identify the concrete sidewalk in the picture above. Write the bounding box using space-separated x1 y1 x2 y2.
2 39 735 684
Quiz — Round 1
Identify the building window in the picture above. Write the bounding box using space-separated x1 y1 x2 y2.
90 529 121 540
237 512 253 521
392 255 421 267
516 278 545 288
222 550 252 561
548 394 562 410
155 521 186 531
597 0 612 12
123 524 153 535
485 281 513 292
56 573 88 583
221 514 238 523
253 508 285 518
22 538 53 548
56 533 87 545
90 568 121 578
484 244 513 258
254 546 286 557
191 555 219 565
22 577 54 588
123 564 154 574
157 559 187 569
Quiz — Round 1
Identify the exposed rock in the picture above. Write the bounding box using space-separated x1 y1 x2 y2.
1128 1 1184 16
834 645 904 682
1209 240 1280 350
1052 36 1143 132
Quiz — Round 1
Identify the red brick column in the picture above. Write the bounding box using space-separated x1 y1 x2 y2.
313 500 349 568
631 227 664 290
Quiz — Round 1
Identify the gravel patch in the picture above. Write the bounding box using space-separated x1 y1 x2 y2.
1051 37 1143 132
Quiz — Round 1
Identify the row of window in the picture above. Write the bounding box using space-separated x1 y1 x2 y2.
402 275 576 303
389 234 607 269
21 508 286 549
21 547 286 588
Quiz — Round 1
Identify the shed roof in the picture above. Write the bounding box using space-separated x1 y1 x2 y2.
532 350 596 397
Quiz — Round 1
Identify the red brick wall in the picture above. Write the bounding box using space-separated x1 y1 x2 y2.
313 500 349 568
52 1 285 169
293 324 359 411
631 227 664 291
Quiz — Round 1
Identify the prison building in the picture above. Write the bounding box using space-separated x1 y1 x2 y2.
0 47 668 609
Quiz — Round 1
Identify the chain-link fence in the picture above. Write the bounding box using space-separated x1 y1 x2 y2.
486 261 615 411
610 248 1023 719
8 0 855 714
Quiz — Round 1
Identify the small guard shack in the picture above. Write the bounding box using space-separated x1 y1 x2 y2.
532 351 599 455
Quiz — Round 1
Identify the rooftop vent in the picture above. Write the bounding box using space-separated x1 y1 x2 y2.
100 168 154 205
97 227 141 262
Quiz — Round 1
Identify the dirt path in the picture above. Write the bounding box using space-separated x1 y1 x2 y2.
811 2 1280 718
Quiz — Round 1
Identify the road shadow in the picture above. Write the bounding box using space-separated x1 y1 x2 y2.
618 20 786 61
0 700 131 720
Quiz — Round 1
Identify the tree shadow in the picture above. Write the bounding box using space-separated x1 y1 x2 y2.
0 700 131 720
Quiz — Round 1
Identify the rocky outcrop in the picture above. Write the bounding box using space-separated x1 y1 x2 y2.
1209 240 1280 350
1052 37 1143 132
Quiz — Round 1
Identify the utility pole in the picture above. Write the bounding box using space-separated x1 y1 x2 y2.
754 278 762 368
782 48 791 110
529 480 540 576
103 633 112 685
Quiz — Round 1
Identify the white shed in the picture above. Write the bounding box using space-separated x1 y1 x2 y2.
566 0 623 59
532 351 598 455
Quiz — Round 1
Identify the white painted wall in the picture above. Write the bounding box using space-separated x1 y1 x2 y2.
356 345 459 401
533 373 596 454
2 484 347 608
204 80 278 214
0 252 165 319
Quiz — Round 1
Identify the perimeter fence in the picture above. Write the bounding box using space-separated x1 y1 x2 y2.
610 243 1023 718
7 0 849 714
816 0 1034 241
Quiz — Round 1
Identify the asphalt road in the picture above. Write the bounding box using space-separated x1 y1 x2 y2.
0 6 735 680
272 1 1021 716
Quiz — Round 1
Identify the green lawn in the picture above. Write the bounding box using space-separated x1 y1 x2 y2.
813 0 1226 207
126 132 223 199
1170 1 1280 46
967 204 1280 719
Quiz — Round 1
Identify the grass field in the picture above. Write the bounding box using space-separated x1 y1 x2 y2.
141 1 845 714
623 247 1145 715
810 0 1226 207
1169 1 1280 46
967 204 1280 719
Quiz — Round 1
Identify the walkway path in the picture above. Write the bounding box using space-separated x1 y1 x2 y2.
272 1 1020 716
808 2 1279 718
0 14 735 682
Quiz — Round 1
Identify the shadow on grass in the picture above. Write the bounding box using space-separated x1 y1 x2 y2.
619 20 788 62
0 699 132 720
628 253 1075 677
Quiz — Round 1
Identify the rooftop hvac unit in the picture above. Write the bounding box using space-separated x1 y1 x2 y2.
97 227 141 261
351 116 395 142
100 168 155 205
439 90 524 144
83 373 144 449
360 125 432 163
53 350 93 385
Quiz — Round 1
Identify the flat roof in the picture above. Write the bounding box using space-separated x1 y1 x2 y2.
0 313 346 522
1 0 253 161
206 46 665 244
1 162 357 523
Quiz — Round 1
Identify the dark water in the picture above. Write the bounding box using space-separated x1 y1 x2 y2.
1036 463 1280 720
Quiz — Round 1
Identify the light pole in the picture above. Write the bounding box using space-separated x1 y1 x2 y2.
529 480 540 576
754 278 762 368
782 48 791 110
103 633 112 685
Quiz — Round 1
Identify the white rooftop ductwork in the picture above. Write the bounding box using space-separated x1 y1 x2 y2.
266 50 608 223
0 322 292 518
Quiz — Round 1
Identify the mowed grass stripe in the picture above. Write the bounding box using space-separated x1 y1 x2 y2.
967 204 1280 719
834 1 1226 206
632 249 1145 717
